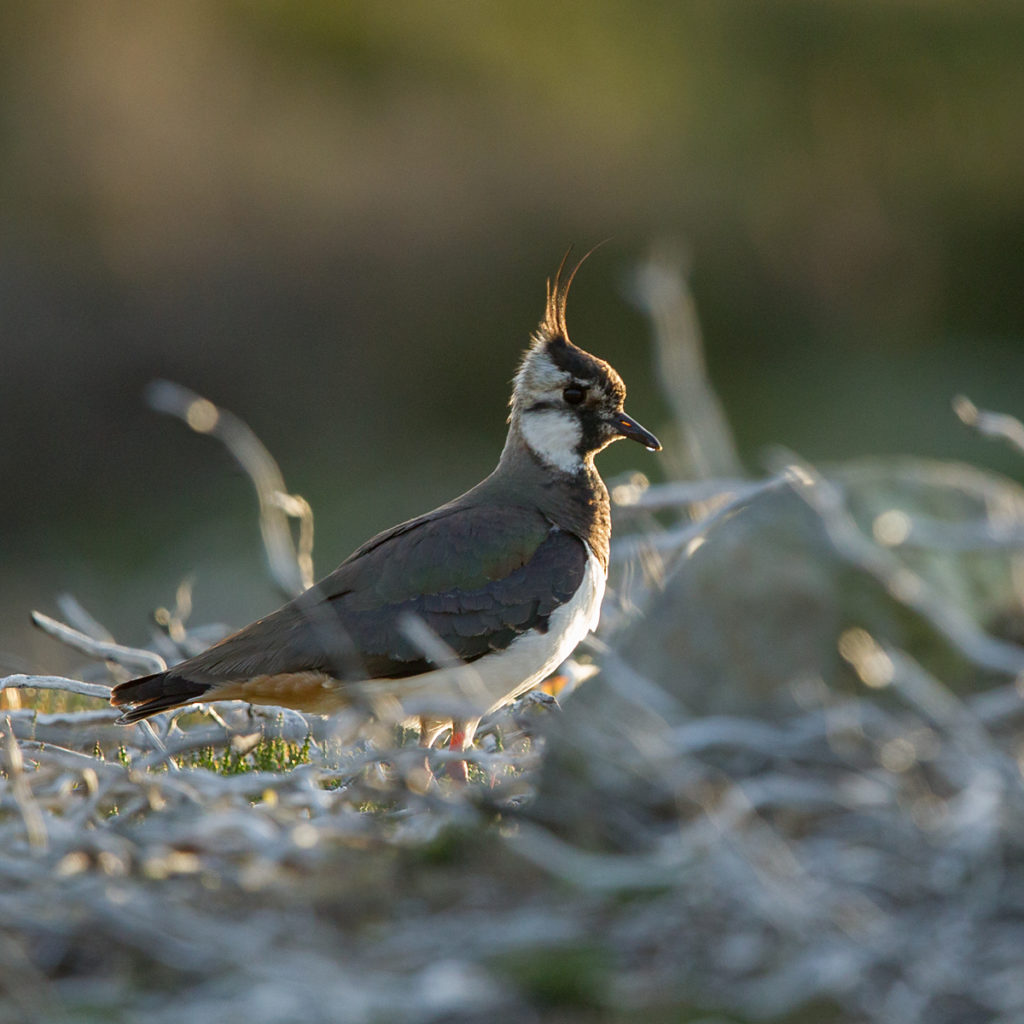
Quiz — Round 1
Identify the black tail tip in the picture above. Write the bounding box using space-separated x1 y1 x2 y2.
110 672 209 724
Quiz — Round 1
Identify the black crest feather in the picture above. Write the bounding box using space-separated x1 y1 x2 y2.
541 241 609 342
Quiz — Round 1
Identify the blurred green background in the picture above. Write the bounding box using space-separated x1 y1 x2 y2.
3 1 1023 676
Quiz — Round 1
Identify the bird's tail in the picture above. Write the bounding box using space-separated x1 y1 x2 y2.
110 672 209 724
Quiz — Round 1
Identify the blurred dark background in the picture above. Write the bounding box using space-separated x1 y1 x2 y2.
2 1 1023 676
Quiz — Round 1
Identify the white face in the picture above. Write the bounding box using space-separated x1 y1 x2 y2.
513 345 599 474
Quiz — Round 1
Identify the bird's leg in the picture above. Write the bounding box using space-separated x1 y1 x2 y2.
446 720 470 783
448 717 483 783
416 716 476 783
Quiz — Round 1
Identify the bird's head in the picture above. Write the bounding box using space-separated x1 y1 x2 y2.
510 252 661 475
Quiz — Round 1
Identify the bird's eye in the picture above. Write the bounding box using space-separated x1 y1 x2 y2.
563 385 586 406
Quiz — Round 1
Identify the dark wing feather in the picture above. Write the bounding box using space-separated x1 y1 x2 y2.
319 522 588 678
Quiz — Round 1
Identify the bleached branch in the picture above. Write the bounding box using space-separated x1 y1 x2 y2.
954 394 1024 456
630 241 743 480
29 613 166 675
146 379 315 598
0 674 112 701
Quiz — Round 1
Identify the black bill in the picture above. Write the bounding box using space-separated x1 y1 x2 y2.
611 411 662 451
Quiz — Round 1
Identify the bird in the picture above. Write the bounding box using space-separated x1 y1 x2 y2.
110 252 661 769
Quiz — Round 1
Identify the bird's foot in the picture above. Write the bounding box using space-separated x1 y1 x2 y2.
446 727 469 783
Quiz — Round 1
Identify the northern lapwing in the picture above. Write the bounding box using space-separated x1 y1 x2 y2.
111 253 661 766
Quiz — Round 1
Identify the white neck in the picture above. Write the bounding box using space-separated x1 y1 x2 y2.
518 409 584 475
